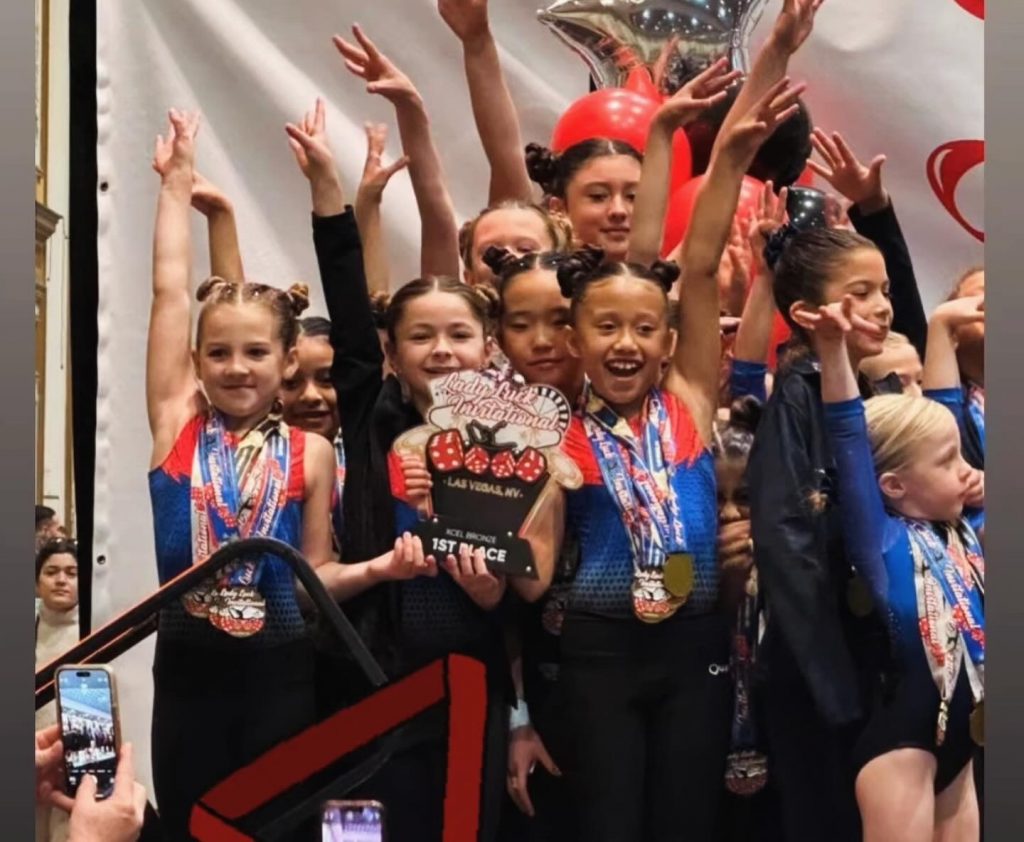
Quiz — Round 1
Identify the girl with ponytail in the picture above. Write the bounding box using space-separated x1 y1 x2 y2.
553 72 805 840
146 110 335 838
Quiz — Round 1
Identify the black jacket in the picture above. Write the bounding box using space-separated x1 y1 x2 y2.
748 359 887 726
312 209 419 677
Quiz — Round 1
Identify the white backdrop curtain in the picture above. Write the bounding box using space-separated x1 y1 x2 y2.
93 0 983 797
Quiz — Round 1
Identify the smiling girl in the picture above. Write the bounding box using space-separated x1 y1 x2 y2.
553 73 804 840
145 110 336 838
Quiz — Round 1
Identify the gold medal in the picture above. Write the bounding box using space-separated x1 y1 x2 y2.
970 700 984 747
846 575 874 618
664 553 695 601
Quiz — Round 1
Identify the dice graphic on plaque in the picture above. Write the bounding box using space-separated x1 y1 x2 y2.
393 371 582 577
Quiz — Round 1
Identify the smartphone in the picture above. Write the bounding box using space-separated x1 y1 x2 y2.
321 800 385 842
54 665 121 799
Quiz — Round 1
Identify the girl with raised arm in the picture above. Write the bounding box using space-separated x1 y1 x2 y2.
554 77 803 841
810 293 983 842
146 110 334 838
286 57 561 842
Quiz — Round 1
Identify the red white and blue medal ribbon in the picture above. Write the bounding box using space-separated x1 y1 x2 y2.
184 410 290 637
904 517 985 744
583 387 687 622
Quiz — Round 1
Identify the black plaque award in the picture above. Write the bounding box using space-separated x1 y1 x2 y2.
393 371 582 578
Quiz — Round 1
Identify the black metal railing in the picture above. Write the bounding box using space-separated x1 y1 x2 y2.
35 536 387 706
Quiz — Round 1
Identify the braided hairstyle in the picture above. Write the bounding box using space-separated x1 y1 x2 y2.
480 246 570 320
384 275 498 343
554 246 680 321
525 139 642 199
195 277 310 350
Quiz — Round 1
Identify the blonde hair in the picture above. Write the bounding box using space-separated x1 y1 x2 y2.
864 394 955 475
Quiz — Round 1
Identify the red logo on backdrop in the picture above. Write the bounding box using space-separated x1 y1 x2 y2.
926 140 984 242
188 655 488 841
953 0 984 20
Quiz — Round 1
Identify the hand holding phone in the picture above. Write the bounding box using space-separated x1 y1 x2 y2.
64 743 147 842
322 800 385 842
54 666 121 799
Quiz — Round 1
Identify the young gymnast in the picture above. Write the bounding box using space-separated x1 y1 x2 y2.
810 292 983 842
146 109 335 838
554 71 804 840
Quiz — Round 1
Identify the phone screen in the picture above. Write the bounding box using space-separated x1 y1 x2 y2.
321 803 384 842
57 668 117 798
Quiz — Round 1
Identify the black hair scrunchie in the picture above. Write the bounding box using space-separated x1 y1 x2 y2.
762 222 800 272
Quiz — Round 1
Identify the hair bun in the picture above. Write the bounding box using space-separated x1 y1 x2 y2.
649 260 681 291
196 275 232 302
556 245 605 298
286 283 310 316
481 245 518 277
525 142 559 195
728 395 763 434
763 222 800 272
369 290 392 330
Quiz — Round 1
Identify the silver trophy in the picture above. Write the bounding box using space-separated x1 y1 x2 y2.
538 0 769 90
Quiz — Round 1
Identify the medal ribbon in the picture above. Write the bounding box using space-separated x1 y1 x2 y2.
729 574 762 750
967 383 985 450
188 411 290 616
582 387 686 572
903 518 985 740
332 432 346 549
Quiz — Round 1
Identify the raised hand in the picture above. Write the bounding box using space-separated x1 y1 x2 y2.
748 179 789 258
285 97 337 184
794 295 887 345
152 109 200 182
929 294 985 330
333 25 420 105
357 122 409 207
190 171 232 217
718 77 806 163
443 543 505 610
808 129 888 212
438 0 490 45
772 0 827 55
654 58 741 130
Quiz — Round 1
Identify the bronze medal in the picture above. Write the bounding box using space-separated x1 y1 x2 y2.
846 575 874 618
970 700 984 747
724 750 768 797
182 585 212 619
221 586 266 638
664 553 695 601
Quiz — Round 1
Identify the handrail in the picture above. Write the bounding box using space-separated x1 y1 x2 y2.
35 536 388 707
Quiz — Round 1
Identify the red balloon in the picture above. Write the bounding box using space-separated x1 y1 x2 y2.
623 66 662 101
551 88 660 155
795 166 816 188
662 175 763 256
